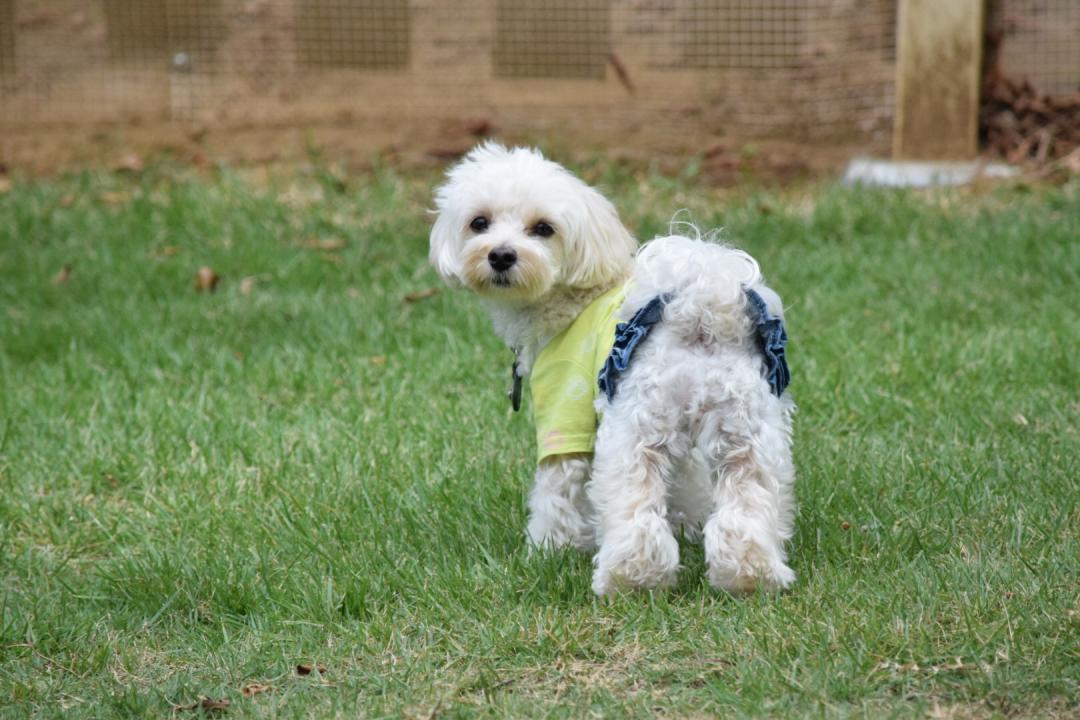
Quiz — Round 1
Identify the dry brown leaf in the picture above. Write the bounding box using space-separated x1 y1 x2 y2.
239 276 256 295
462 117 494 136
195 266 220 292
446 117 495 138
426 145 471 161
1061 148 1080 174
404 287 439 303
296 663 327 676
240 682 271 698
301 237 347 251
51 264 72 286
98 191 130 205
175 696 230 712
115 153 144 173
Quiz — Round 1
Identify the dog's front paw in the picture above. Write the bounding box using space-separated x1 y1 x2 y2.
704 518 794 595
591 512 680 596
526 513 594 553
526 526 592 554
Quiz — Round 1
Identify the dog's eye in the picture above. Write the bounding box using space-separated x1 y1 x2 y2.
531 221 555 238
469 216 489 233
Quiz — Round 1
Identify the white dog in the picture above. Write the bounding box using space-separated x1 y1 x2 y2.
429 143 796 596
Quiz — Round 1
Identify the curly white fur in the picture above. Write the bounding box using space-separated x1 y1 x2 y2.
430 143 796 596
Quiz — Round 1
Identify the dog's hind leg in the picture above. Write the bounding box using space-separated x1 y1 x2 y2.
588 407 685 596
698 398 796 594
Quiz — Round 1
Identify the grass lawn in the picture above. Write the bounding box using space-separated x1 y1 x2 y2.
0 161 1077 718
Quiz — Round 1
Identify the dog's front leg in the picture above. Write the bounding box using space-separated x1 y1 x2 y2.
526 453 595 552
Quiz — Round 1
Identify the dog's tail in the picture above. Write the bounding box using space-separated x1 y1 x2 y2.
625 232 781 347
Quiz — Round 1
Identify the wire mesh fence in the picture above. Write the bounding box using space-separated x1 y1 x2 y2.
0 1 1076 157
990 0 1080 96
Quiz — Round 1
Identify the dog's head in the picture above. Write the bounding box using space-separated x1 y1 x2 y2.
429 143 636 303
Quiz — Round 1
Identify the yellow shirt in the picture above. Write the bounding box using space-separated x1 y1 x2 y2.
530 285 627 462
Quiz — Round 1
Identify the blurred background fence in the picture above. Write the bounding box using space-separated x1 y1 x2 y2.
0 0 1076 167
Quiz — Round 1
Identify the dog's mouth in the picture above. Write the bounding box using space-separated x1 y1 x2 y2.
460 246 554 302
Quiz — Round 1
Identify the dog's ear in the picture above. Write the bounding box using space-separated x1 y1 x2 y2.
562 186 637 288
428 208 463 284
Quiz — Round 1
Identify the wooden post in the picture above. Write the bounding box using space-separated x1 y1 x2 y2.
893 0 984 160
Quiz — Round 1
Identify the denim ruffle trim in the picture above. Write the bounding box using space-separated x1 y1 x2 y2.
597 288 790 401
597 293 671 401
744 287 790 397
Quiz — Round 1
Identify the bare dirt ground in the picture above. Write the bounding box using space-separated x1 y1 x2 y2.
0 113 864 184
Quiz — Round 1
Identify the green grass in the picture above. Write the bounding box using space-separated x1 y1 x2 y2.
0 161 1077 718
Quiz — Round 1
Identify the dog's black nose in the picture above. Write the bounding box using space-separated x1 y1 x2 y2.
488 247 517 272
